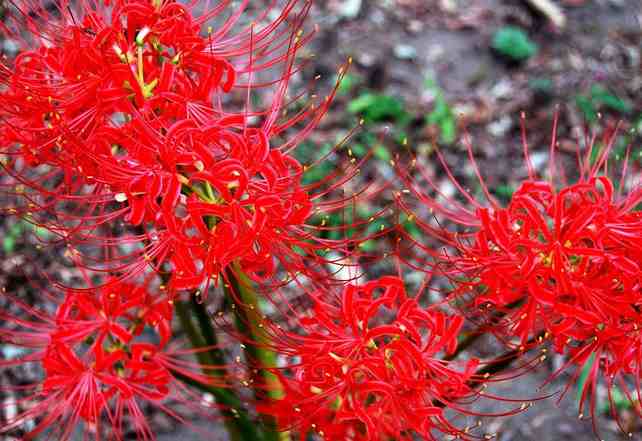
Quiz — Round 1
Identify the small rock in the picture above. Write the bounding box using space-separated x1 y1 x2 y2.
487 115 513 137
529 151 549 173
440 0 458 13
2 344 24 359
453 102 477 119
337 0 362 19
557 422 574 434
427 45 445 62
408 20 424 33
606 0 625 7
490 79 514 100
2 39 20 55
438 179 457 201
393 44 417 60
568 52 585 70
357 52 376 67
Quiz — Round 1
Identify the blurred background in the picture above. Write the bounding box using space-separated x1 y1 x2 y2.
302 0 641 190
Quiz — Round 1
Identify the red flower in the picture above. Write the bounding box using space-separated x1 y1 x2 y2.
396 117 642 432
260 276 494 440
1 0 366 295
0 278 220 440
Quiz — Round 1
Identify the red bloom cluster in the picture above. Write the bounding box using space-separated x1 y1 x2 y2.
0 279 218 440
397 120 642 429
0 0 353 292
263 276 487 440
443 176 642 343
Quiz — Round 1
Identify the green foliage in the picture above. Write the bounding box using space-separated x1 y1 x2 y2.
491 26 538 61
337 73 359 96
424 78 457 145
346 91 411 160
348 92 408 123
599 387 635 414
576 84 632 122
400 213 421 240
494 184 515 202
633 112 642 134
350 133 392 162
293 142 335 186
529 77 554 101
311 204 389 251
372 144 392 162
301 161 334 186
3 222 24 254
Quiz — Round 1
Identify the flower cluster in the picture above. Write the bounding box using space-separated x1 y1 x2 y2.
0 278 218 440
0 0 355 293
263 276 487 440
397 120 642 429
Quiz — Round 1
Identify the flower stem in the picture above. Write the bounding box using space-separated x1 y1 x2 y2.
225 263 290 441
175 299 262 441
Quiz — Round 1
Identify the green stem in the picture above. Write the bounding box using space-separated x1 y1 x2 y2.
175 299 262 441
225 264 289 441
188 294 228 368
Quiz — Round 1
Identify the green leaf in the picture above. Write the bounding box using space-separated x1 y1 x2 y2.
575 84 631 122
358 239 377 252
350 143 367 157
426 99 447 125
611 388 632 410
32 225 53 240
424 78 457 145
347 93 376 114
3 236 15 254
3 222 24 254
598 386 633 414
589 84 631 114
365 218 387 236
634 113 642 133
495 184 515 201
348 93 406 123
492 26 538 61
295 142 336 186
576 94 597 122
337 73 358 96
301 162 334 186
373 144 391 162
440 116 456 145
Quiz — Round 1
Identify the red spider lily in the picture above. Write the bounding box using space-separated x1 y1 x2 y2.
256 276 501 441
0 278 227 441
115 121 317 290
0 0 308 127
395 115 642 434
0 0 313 187
0 0 379 296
